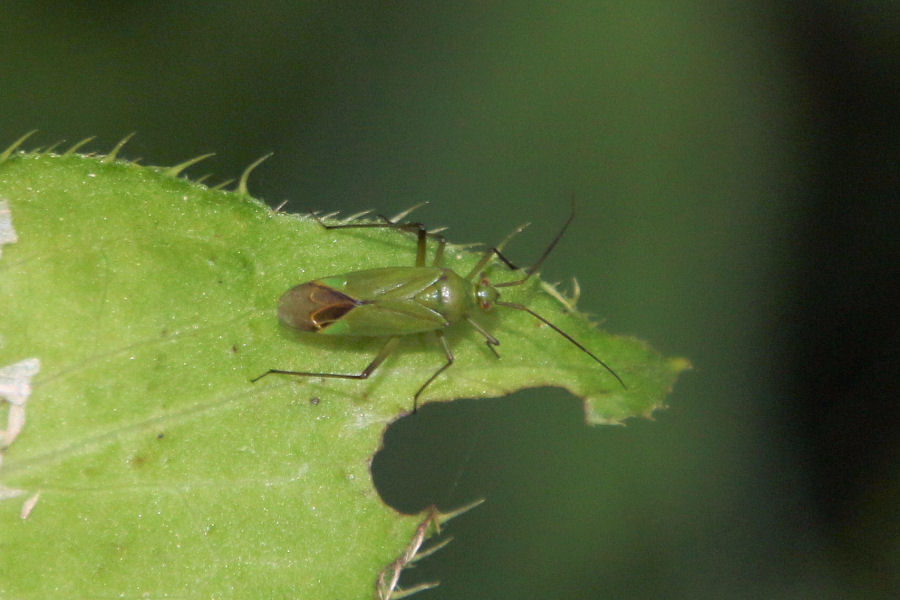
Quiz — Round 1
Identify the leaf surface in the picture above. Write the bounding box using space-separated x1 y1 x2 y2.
0 150 686 598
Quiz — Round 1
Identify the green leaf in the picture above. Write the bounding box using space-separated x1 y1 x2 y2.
0 147 687 598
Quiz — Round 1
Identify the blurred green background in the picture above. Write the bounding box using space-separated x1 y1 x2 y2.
3 2 897 598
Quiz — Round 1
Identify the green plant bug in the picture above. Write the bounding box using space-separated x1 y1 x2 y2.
252 207 626 412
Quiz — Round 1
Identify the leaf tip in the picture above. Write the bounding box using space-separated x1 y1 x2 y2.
0 130 38 164
237 152 273 196
102 132 136 163
165 153 216 178
62 136 97 156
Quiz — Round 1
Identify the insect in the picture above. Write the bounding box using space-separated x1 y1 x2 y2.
252 207 626 412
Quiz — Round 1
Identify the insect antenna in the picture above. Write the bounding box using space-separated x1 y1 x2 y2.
495 300 627 389
486 202 625 389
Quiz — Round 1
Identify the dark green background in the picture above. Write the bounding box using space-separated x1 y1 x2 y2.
3 2 897 598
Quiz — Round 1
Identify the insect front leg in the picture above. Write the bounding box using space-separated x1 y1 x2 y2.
430 234 447 267
464 223 529 280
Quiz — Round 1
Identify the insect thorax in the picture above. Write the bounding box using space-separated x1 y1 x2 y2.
413 269 474 325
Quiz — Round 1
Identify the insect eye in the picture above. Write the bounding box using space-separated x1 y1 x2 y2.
476 278 498 311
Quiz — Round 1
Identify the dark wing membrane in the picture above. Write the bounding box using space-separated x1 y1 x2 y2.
277 282 359 331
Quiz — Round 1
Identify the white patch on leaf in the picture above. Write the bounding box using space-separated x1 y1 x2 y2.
0 199 17 259
19 491 40 519
1 358 41 448
0 485 25 500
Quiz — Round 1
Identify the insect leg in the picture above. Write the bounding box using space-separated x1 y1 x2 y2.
312 213 426 236
412 221 427 266
465 317 501 358
251 337 401 384
494 206 575 289
311 213 434 267
375 214 446 268
431 234 447 267
412 331 454 413
464 222 530 280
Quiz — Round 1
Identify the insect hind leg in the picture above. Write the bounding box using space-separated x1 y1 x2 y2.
252 333 451 415
311 212 446 268
375 213 447 268
251 337 401 384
